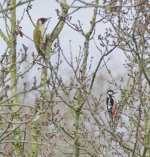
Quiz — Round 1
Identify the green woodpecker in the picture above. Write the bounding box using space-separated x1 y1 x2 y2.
33 17 51 59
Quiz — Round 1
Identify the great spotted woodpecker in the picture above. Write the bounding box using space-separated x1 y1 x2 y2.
106 90 117 119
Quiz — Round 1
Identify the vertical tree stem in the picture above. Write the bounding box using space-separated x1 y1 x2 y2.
31 1 69 156
74 110 80 157
10 0 18 109
74 2 98 156
10 0 23 155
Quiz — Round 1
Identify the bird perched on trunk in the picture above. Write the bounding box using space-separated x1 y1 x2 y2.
106 90 117 120
33 17 51 59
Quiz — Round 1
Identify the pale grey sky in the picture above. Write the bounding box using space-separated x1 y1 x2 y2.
0 0 127 91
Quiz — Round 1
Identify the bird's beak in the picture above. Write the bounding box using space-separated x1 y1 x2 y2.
113 92 118 95
46 17 52 21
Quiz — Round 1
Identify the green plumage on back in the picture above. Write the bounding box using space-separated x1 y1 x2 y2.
33 26 42 52
33 18 49 59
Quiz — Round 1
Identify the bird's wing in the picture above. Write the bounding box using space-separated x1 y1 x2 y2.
33 27 42 51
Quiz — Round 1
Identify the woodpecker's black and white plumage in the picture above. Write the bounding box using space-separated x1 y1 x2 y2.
106 90 117 118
